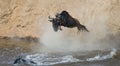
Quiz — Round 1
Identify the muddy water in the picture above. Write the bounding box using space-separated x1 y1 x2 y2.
0 38 120 66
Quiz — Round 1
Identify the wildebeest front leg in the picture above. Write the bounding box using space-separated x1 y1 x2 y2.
59 22 62 30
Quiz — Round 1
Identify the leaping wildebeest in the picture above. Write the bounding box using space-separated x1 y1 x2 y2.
48 10 89 32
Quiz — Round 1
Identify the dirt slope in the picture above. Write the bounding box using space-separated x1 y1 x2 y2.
0 0 120 38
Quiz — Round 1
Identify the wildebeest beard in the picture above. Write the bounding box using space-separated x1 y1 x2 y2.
48 10 89 32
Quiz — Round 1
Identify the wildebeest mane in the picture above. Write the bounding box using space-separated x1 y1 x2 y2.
60 11 71 18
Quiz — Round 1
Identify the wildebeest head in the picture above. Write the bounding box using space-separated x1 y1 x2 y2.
48 16 60 32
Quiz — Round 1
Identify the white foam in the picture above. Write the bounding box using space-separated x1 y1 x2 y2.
25 54 80 65
86 49 117 61
15 49 117 65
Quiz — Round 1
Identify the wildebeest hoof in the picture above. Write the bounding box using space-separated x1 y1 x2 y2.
60 28 62 31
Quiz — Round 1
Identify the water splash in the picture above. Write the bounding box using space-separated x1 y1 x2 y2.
86 49 117 61
25 54 80 65
13 49 118 66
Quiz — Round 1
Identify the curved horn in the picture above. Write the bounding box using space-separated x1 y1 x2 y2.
48 16 53 19
48 16 54 22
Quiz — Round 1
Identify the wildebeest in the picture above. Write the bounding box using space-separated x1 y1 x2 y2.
48 10 89 32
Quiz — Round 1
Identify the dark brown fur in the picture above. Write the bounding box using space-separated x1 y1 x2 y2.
48 11 89 32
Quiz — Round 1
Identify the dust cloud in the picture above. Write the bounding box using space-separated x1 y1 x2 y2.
34 0 120 53
37 17 120 52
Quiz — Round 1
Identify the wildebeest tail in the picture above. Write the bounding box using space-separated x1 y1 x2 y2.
77 24 89 32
